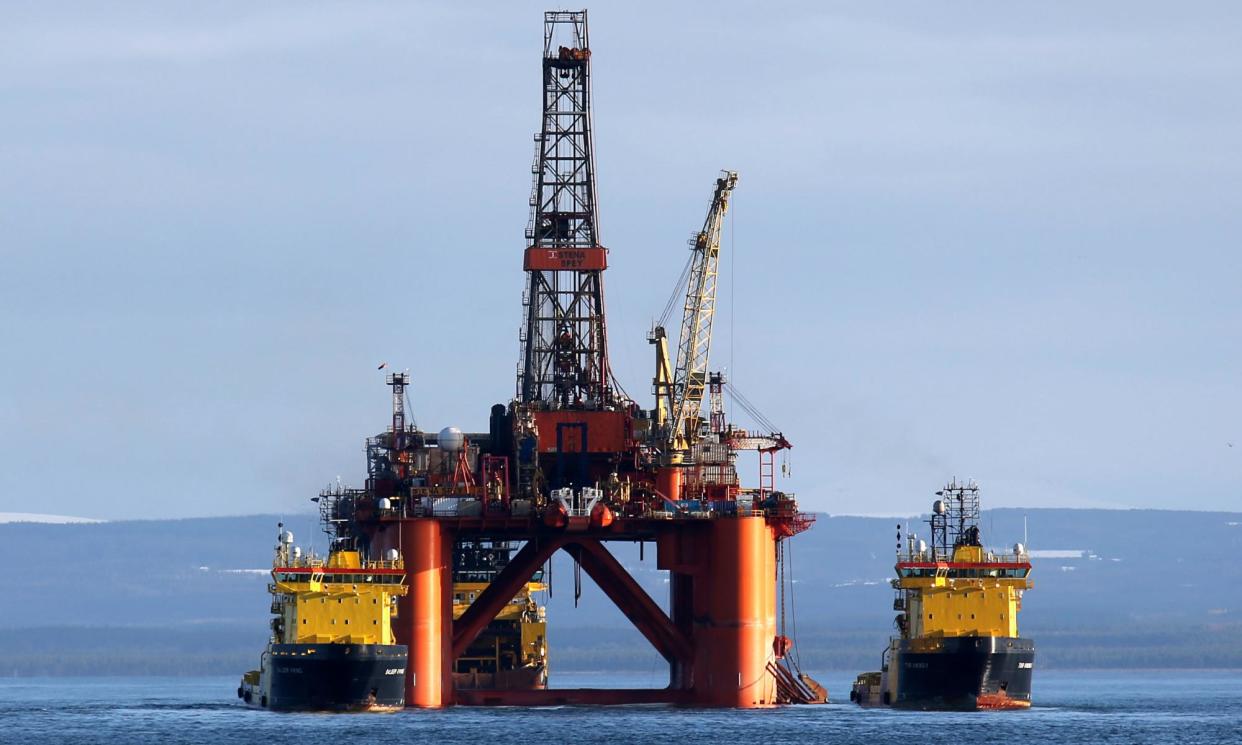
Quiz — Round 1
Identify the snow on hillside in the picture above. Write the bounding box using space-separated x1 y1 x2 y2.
0 512 104 524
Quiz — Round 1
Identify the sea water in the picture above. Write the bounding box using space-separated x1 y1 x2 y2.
0 670 1238 744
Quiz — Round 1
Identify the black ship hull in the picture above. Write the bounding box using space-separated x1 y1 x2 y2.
892 636 1033 710
253 643 407 711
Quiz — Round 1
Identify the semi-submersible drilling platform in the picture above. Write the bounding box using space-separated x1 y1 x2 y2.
316 10 818 708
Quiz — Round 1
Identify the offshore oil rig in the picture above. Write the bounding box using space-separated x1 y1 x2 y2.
316 10 818 708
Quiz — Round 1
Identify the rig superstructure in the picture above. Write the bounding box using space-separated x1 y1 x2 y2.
311 10 819 709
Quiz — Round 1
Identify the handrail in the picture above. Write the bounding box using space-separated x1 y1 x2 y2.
274 558 406 571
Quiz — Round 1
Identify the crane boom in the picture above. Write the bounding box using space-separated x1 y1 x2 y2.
667 170 738 452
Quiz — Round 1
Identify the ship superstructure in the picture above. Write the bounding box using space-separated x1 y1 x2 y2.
851 480 1035 710
238 524 408 711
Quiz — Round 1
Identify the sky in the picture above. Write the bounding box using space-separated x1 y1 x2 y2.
1 1 1239 520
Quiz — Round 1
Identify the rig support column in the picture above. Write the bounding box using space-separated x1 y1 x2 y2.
397 519 453 708
694 517 779 707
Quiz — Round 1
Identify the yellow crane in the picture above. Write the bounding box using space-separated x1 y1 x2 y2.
651 171 738 460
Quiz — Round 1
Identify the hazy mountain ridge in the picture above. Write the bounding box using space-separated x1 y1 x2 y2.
2 509 1238 674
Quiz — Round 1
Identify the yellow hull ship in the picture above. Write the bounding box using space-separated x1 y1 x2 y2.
851 480 1035 710
238 524 408 711
451 540 548 690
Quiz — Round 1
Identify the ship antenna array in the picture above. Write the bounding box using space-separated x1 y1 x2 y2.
929 479 981 557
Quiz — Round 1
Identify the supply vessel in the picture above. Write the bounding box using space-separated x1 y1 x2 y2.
452 540 548 690
850 480 1034 710
238 523 409 711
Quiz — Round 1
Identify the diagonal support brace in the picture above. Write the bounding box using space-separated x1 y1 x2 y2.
565 539 693 664
452 536 566 660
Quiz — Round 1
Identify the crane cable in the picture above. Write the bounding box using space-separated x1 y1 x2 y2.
723 381 780 433
777 538 804 671
786 537 802 669
657 252 695 330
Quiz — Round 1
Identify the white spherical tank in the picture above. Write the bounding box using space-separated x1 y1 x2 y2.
384 548 400 562
438 426 465 452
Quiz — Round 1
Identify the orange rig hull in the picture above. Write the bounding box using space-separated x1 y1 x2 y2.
374 515 783 708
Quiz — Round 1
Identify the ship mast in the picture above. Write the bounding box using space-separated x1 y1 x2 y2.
930 479 981 559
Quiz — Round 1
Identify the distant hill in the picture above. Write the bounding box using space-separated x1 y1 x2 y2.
0 509 1238 675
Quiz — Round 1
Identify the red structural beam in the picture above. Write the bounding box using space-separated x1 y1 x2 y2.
456 687 684 706
452 536 566 660
524 246 608 271
565 540 693 664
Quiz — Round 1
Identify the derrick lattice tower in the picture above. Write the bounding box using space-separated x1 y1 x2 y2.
519 10 612 409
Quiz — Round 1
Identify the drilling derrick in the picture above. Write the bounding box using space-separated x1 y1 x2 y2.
521 10 611 409
513 10 632 499
308 10 819 711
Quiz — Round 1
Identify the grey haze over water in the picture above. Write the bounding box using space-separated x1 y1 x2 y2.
2 1 1240 519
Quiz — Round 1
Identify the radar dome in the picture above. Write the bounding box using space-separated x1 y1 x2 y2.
281 530 294 545
384 548 400 562
1013 542 1026 556
377 497 391 510
932 500 946 515
438 426 465 452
